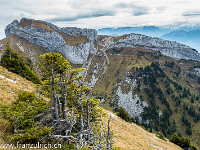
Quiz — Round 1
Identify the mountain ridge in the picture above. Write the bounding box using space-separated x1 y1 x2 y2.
105 33 200 61
98 26 200 52
1 18 200 149
5 18 98 64
4 18 200 63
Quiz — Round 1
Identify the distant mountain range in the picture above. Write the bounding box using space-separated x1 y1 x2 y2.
97 25 200 52
161 30 200 52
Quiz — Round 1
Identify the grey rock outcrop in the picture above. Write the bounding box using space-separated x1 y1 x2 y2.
108 33 200 61
5 18 98 64
5 18 200 63
117 86 148 118
61 27 97 41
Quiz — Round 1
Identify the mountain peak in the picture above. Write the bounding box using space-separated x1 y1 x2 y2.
5 18 98 64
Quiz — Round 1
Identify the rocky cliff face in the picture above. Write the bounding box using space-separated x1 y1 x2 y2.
5 18 200 65
108 34 200 61
5 18 98 64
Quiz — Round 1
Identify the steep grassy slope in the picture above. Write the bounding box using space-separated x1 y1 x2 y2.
103 110 182 150
0 66 36 104
0 65 183 150
0 34 49 67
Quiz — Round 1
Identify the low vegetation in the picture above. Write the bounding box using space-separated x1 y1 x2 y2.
156 131 167 141
116 106 131 123
169 133 197 150
0 91 52 143
0 43 41 84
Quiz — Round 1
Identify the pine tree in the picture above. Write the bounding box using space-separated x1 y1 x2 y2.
1 42 41 84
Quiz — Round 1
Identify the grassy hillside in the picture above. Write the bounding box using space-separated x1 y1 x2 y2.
0 66 36 104
0 34 49 70
84 44 200 149
103 110 182 150
0 65 183 150
0 66 37 147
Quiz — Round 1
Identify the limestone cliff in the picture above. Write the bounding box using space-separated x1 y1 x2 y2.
5 18 98 64
108 34 200 61
5 18 200 64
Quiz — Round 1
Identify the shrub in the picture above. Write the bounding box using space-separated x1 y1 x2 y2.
117 106 131 123
156 131 167 141
165 61 175 68
0 91 51 143
169 133 197 150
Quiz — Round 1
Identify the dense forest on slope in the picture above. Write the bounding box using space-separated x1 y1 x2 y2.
129 62 200 137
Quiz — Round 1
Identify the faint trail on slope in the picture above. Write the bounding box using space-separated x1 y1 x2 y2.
0 75 17 83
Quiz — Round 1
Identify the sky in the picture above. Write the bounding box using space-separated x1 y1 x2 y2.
1 0 200 39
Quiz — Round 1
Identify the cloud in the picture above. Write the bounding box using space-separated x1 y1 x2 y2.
1 0 200 40
156 7 166 13
47 10 115 22
133 10 149 16
183 11 200 16
115 3 150 16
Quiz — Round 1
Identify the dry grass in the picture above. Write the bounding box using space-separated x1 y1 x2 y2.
19 19 54 32
60 32 89 46
102 110 182 150
113 34 129 41
0 66 36 104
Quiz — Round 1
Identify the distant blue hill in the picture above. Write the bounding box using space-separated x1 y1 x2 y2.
161 30 200 52
97 26 170 37
97 25 200 52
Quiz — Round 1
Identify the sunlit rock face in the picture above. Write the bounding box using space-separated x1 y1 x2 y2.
5 18 98 64
5 18 200 65
108 33 200 61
